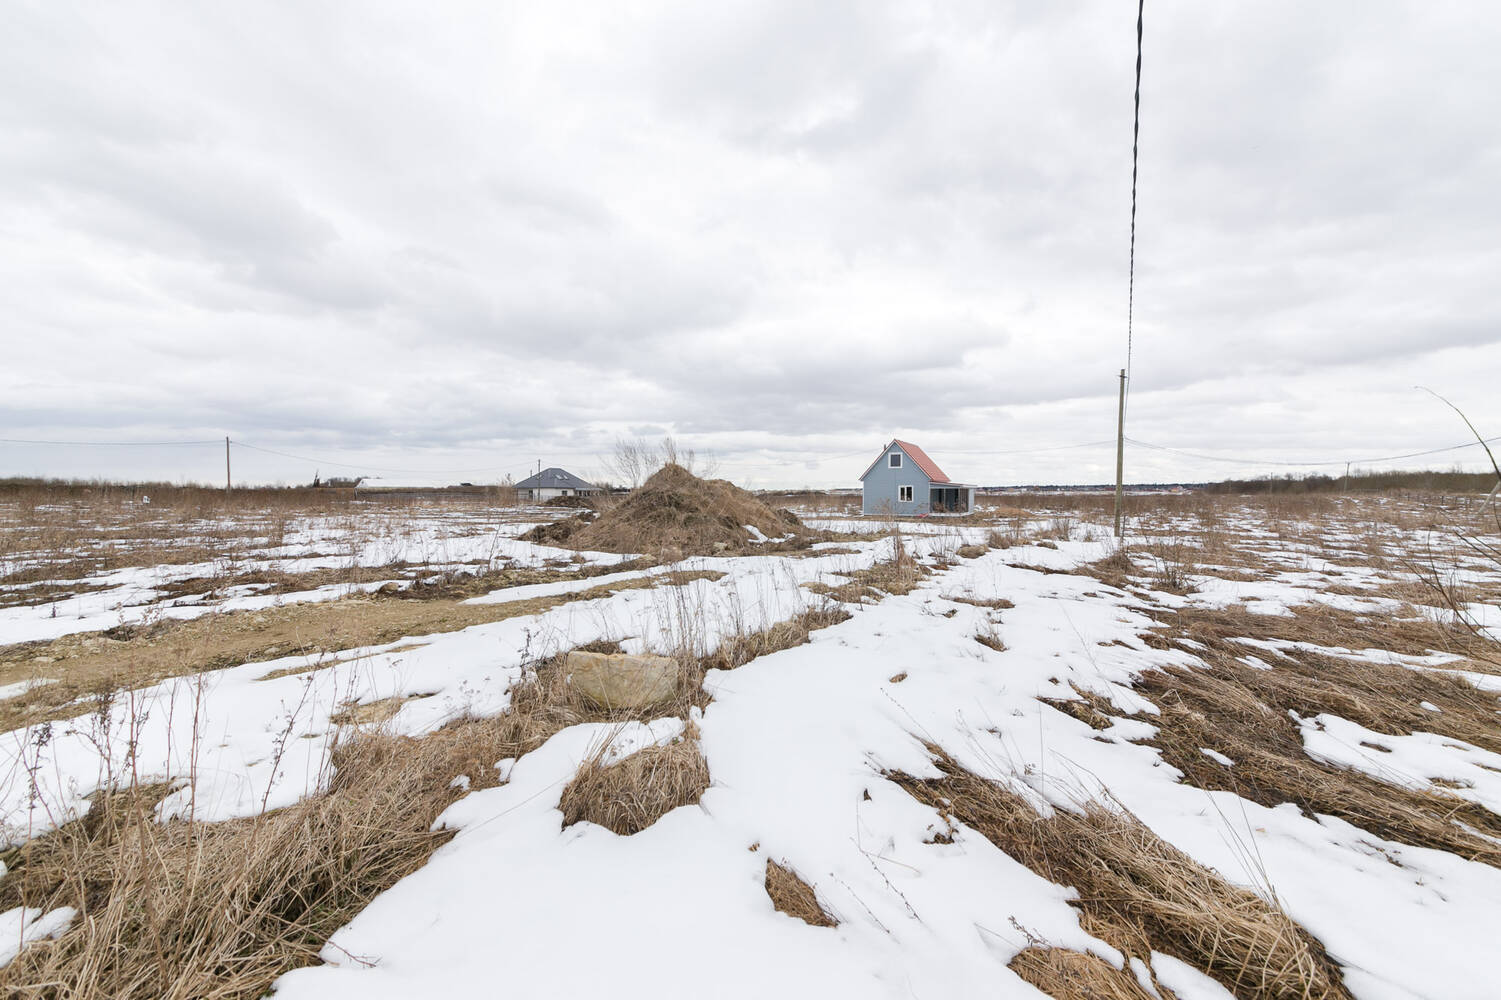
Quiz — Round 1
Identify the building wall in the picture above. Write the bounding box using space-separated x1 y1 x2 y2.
525 487 589 500
861 445 934 515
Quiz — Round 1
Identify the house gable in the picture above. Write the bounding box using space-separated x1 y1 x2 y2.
858 440 950 484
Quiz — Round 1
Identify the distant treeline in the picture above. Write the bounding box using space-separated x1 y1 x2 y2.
0 477 350 507
1205 469 1498 494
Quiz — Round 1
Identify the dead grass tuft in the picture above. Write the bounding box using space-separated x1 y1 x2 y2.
1009 947 1175 1000
701 605 851 672
891 746 1352 1000
559 734 710 835
1039 683 1119 731
943 594 1015 610
974 631 1008 653
764 859 838 927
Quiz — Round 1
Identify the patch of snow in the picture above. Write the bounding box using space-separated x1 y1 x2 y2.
0 905 77 969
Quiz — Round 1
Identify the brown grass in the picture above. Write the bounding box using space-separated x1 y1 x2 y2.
764 859 838 927
558 732 710 835
0 570 724 732
974 630 1007 653
1134 659 1501 867
805 535 927 604
1039 683 1119 731
943 594 1015 610
891 746 1352 1000
701 605 851 672
1010 947 1176 1000
0 716 526 998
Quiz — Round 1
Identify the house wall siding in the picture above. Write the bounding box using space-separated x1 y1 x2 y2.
861 446 933 515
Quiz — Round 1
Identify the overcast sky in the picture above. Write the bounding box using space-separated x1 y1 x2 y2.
2 1 1498 488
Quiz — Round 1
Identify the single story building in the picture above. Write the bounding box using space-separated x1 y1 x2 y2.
515 467 603 502
859 439 976 516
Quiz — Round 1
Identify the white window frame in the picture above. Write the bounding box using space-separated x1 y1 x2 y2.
898 485 913 503
889 452 902 468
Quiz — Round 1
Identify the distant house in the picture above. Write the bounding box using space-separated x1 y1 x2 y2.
859 440 976 516
515 467 602 502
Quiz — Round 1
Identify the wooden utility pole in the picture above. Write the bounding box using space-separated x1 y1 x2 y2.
225 436 231 492
1113 369 1126 538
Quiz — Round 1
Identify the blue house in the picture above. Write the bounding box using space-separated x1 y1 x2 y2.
859 440 976 516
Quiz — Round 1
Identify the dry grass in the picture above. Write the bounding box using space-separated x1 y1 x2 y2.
0 570 724 732
974 630 1007 653
0 716 525 998
1134 658 1501 867
943 594 1015 610
805 534 927 604
558 732 710 835
1010 947 1174 1000
700 605 851 672
892 746 1352 1000
764 859 838 927
1039 683 1119 731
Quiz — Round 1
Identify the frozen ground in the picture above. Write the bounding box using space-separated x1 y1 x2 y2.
2 493 1499 998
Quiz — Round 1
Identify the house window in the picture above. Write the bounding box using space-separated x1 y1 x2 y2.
898 485 913 502
889 453 902 468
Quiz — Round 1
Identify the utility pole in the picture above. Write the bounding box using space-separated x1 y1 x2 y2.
225 436 231 493
1113 369 1126 538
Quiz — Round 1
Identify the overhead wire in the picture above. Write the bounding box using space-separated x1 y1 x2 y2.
230 441 540 478
0 437 222 447
1127 434 1501 469
1123 0 1145 417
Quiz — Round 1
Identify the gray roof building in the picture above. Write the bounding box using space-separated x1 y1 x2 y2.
515 467 602 494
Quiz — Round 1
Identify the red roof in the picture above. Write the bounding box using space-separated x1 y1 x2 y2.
894 440 951 483
860 439 952 484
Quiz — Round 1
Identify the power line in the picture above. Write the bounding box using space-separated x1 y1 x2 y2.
946 439 1116 456
1127 434 1501 469
1124 0 1145 412
230 441 538 478
0 437 222 447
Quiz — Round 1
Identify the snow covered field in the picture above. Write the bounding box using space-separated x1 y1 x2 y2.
2 491 1499 998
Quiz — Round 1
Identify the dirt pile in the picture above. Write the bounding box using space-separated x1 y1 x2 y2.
524 464 802 556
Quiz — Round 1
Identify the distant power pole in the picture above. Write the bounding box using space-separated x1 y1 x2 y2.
225 436 232 492
1113 369 1126 538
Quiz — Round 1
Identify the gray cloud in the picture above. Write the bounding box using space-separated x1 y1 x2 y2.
2 1 1498 487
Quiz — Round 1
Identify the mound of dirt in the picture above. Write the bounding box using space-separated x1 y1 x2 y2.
526 464 802 556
